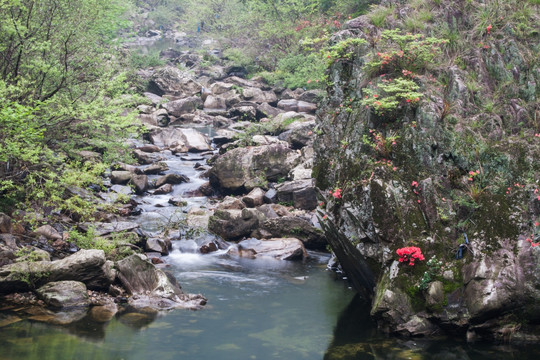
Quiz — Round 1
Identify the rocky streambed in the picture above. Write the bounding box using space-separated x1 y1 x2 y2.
0 45 328 329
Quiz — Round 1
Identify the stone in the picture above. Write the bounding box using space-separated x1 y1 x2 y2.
149 127 212 152
149 66 202 97
80 222 140 237
277 99 298 112
89 301 118 323
256 216 327 250
217 196 246 210
0 250 115 293
110 185 133 195
297 101 317 113
208 208 264 241
155 173 189 188
257 102 283 119
154 183 173 195
204 95 227 110
275 179 318 210
129 174 149 195
116 254 207 310
228 105 257 121
242 87 277 104
242 188 265 208
146 238 169 255
34 225 62 241
263 188 278 203
210 82 234 94
0 213 12 233
426 281 445 306
133 149 161 164
36 281 90 308
163 96 203 117
278 120 315 149
228 238 307 260
298 89 324 103
143 162 169 175
208 144 301 193
110 171 132 185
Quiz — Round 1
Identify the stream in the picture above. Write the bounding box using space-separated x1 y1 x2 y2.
2 38 540 360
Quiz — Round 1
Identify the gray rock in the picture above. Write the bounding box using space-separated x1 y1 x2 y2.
277 99 299 112
0 212 12 233
149 66 202 97
111 171 132 185
204 95 227 110
228 238 307 260
256 216 326 250
297 101 317 114
34 225 62 241
143 162 169 175
228 105 257 121
149 127 211 152
163 96 203 117
146 238 169 255
110 185 133 195
257 102 283 119
208 208 264 241
36 281 90 308
133 149 161 164
154 183 173 195
264 188 278 203
208 144 301 193
216 196 246 210
129 174 149 195
275 179 318 210
116 254 206 310
155 173 189 188
298 89 324 103
242 188 265 208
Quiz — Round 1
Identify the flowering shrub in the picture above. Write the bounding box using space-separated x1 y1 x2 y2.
396 246 425 266
362 129 399 158
331 188 342 199
361 77 423 115
324 37 367 65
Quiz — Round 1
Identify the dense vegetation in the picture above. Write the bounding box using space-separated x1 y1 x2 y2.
0 0 139 219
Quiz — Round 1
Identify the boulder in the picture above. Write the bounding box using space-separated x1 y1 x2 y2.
80 221 140 237
36 281 90 308
228 238 307 260
204 95 227 110
208 144 301 193
210 82 234 94
242 87 277 104
216 196 246 210
163 96 203 117
129 174 149 195
242 188 265 208
149 66 202 97
145 238 169 255
0 249 115 293
228 105 257 121
275 179 318 210
0 213 12 233
116 254 206 310
278 120 315 149
297 101 317 114
155 173 189 188
133 149 161 164
277 99 299 112
111 171 132 185
34 225 62 241
257 102 283 119
143 162 169 175
208 208 264 241
255 216 327 250
148 127 212 152
298 89 324 103
153 183 173 195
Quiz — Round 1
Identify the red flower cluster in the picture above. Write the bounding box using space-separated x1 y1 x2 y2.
332 188 342 199
396 246 425 266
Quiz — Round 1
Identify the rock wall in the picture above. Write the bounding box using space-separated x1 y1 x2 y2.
314 9 540 341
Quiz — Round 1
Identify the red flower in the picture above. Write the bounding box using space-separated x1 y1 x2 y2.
332 188 342 199
396 246 425 266
487 24 492 34
411 181 418 187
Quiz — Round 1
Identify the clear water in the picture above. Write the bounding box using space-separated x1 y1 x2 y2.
0 251 356 360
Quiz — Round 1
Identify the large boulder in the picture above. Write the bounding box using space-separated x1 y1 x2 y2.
163 96 203 117
275 179 318 210
228 238 307 260
36 281 90 308
208 208 264 241
209 144 301 193
149 66 202 97
155 173 189 188
148 127 212 152
0 249 115 293
242 87 277 104
116 254 206 310
255 216 327 250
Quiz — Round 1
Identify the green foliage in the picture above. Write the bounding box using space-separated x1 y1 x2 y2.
0 0 141 219
325 38 368 65
130 51 165 68
361 77 423 115
261 53 326 89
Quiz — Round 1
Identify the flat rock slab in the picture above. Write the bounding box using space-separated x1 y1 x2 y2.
80 221 140 236
228 238 307 260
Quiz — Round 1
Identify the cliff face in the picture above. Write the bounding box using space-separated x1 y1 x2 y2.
314 1 540 341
